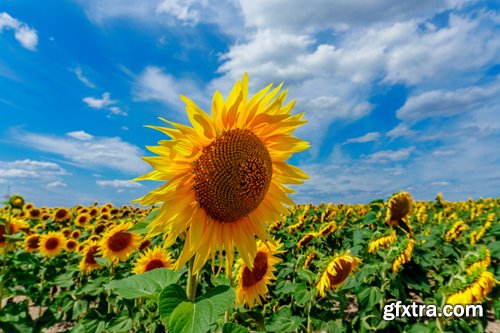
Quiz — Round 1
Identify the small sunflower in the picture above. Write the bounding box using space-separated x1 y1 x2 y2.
71 229 81 239
391 238 415 274
138 239 152 251
444 220 468 242
368 230 397 254
135 73 309 274
39 231 66 256
235 239 284 309
24 234 41 252
79 241 102 274
28 208 42 220
317 250 361 297
61 227 71 238
65 239 78 252
100 222 140 262
53 208 71 222
465 248 491 275
446 270 497 306
75 213 91 227
9 194 25 209
303 251 317 269
318 221 337 237
0 219 27 249
296 232 317 249
385 192 413 228
132 246 174 274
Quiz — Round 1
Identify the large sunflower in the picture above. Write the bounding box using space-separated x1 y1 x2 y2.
39 231 66 256
132 245 174 274
100 222 140 263
235 239 284 309
317 250 361 297
135 73 309 274
446 270 497 306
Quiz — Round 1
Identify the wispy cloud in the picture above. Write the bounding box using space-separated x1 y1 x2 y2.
96 179 143 188
343 132 380 144
72 66 96 88
10 129 148 174
83 92 127 116
0 12 38 51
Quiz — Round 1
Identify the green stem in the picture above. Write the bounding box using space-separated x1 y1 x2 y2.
0 206 12 309
107 264 116 314
306 301 313 333
186 257 198 300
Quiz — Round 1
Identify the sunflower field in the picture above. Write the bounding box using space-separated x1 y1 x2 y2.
0 192 498 333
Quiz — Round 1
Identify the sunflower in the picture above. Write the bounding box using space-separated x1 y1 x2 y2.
71 229 81 239
235 239 284 308
24 234 41 252
446 270 497 306
75 213 91 227
318 221 337 237
444 220 468 242
0 219 26 249
53 208 71 222
9 194 25 209
135 73 309 274
296 232 317 249
385 192 413 228
79 241 102 274
39 232 66 256
138 239 152 251
303 251 317 269
368 230 397 254
61 227 71 238
470 214 493 245
465 248 491 275
28 208 42 220
100 222 140 262
65 239 78 252
317 250 361 297
132 246 174 274
391 238 415 274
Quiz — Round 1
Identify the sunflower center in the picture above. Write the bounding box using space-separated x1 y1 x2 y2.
85 246 99 264
193 129 272 223
0 225 5 243
328 259 352 287
145 259 165 272
55 209 67 219
28 236 40 249
242 251 268 288
67 240 76 250
45 238 60 251
107 231 132 252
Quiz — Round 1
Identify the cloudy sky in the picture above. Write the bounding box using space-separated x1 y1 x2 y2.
1 0 499 207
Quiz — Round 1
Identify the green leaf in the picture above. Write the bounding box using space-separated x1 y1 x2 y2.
362 212 378 225
106 268 181 299
487 240 500 258
167 285 236 333
128 209 158 234
409 323 431 333
159 284 187 322
72 299 88 320
106 312 134 333
222 323 248 333
367 288 382 311
266 307 302 333
35 307 57 332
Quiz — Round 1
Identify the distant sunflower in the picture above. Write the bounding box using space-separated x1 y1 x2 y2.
79 241 102 274
303 251 317 269
28 208 42 220
135 73 309 274
317 250 361 297
138 239 152 251
385 192 413 228
53 208 71 222
235 239 284 308
444 220 468 242
465 248 491 275
446 270 497 306
296 232 317 249
318 221 337 237
65 239 78 252
75 213 91 227
24 234 41 252
392 238 415 274
100 222 140 262
368 230 397 254
71 229 81 239
39 232 66 256
132 246 174 274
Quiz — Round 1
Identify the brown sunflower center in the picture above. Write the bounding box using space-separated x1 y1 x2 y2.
242 251 268 288
28 236 40 249
139 239 151 251
55 209 68 220
78 216 89 225
66 240 77 250
328 259 352 286
145 259 165 272
30 209 41 218
85 246 99 264
0 225 5 243
107 231 132 252
193 129 272 223
45 238 60 251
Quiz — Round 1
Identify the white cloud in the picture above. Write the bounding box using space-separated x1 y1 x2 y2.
47 180 67 188
0 12 38 51
66 130 94 141
397 78 500 123
11 130 148 174
133 66 204 110
0 159 68 186
96 179 143 189
343 132 380 144
83 92 116 109
72 67 96 88
386 124 416 138
156 0 200 25
364 147 415 162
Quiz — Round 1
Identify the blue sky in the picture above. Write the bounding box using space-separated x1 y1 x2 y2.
1 0 499 207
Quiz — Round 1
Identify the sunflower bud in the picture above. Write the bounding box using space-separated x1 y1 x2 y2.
8 194 25 209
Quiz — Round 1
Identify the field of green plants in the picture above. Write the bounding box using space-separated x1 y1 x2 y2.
0 193 498 333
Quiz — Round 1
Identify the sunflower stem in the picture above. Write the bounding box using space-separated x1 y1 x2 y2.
306 301 313 333
186 257 198 300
